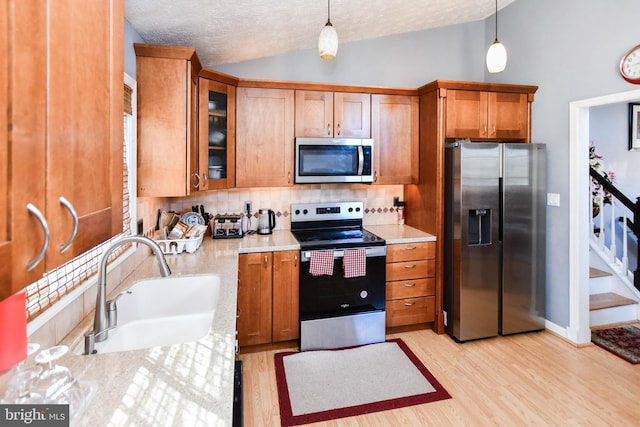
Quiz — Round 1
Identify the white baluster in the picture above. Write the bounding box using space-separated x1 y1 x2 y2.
609 197 616 264
598 194 605 249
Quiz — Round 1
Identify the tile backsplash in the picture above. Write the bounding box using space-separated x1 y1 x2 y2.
162 184 404 230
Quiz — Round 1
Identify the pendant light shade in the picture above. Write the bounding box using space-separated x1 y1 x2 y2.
319 0 338 59
486 0 507 73
486 39 507 73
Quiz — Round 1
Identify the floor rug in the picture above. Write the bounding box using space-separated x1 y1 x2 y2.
274 338 451 426
591 325 640 364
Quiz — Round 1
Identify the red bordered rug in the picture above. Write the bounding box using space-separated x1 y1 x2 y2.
274 338 451 426
591 325 640 364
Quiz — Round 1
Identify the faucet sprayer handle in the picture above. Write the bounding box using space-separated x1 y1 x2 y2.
107 290 132 329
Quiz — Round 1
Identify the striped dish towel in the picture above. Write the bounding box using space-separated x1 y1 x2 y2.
343 249 366 278
310 251 335 276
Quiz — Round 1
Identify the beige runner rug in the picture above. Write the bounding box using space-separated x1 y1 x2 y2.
274 338 451 426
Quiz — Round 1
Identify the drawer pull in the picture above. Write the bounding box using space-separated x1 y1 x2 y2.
404 246 417 250
403 283 416 287
404 302 416 307
404 264 417 269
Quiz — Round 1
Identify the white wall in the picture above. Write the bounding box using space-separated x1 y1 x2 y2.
590 103 640 199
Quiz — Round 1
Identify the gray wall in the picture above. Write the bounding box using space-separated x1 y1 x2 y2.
485 0 640 326
214 21 486 86
125 19 145 77
126 0 640 328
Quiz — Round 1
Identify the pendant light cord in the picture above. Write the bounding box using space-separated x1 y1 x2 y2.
494 0 499 41
327 0 332 25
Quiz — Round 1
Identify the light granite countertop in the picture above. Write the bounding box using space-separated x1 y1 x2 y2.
58 226 433 426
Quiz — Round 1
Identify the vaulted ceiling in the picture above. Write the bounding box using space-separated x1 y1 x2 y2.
125 0 515 67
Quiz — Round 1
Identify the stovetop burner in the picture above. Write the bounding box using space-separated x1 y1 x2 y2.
290 202 385 250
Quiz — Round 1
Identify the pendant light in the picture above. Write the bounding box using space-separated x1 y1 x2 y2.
486 0 507 73
318 0 338 59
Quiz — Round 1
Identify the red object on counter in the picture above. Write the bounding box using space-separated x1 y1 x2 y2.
0 290 27 373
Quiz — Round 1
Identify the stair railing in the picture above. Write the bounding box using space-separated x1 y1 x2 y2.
590 166 640 290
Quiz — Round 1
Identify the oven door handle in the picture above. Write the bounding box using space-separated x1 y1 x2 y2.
301 246 386 262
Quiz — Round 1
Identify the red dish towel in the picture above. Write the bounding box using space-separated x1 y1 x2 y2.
344 249 367 278
310 251 335 276
0 291 27 373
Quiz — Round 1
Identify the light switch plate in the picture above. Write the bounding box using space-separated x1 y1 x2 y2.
547 193 560 207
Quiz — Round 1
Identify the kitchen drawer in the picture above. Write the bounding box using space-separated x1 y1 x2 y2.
386 278 435 300
386 241 435 263
386 259 434 282
386 296 435 327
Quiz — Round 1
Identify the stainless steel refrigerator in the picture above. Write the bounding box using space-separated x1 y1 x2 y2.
444 141 546 342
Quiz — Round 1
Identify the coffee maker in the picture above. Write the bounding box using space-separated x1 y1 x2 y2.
257 209 276 235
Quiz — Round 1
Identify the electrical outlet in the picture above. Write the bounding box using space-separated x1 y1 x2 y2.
244 200 252 214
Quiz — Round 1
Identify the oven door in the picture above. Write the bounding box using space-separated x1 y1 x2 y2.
299 246 386 320
295 138 373 183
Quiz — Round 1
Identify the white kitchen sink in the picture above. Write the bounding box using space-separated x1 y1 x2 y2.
75 274 220 354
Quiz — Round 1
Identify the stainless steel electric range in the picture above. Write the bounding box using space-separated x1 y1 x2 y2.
290 202 386 351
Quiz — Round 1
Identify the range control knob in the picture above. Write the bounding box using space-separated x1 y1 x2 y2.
348 207 353 212
303 209 308 215
355 207 361 212
295 209 300 215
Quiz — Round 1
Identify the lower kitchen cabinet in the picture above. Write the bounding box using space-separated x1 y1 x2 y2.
385 241 436 328
237 250 299 348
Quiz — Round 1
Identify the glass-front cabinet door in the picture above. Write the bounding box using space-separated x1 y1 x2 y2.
198 78 235 190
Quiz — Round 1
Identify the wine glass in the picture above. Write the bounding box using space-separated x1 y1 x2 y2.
1 366 44 404
34 345 85 416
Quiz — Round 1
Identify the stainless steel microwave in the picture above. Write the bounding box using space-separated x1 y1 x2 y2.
294 138 374 184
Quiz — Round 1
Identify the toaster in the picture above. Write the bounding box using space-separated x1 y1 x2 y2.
212 214 243 239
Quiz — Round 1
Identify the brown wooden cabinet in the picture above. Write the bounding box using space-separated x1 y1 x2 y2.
236 87 295 187
445 89 530 141
198 77 236 190
371 94 419 184
272 250 300 342
237 250 299 348
295 90 371 138
3 0 123 301
135 43 202 197
237 252 273 346
385 241 436 328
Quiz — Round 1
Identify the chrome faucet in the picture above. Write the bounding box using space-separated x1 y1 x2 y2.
84 235 171 354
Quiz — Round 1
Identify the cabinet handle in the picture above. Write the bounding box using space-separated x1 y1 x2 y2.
202 173 208 186
294 254 298 267
236 308 241 319
404 264 417 269
374 171 378 182
59 196 78 253
192 173 201 189
327 123 331 135
264 255 268 268
483 124 487 135
336 123 341 135
492 125 496 135
404 302 416 307
403 283 416 287
27 203 50 272
404 246 417 251
288 171 291 184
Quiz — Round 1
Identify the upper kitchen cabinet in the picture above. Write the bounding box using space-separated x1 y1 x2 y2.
135 43 202 197
3 0 124 300
444 87 534 141
371 94 419 185
236 87 295 187
295 90 371 138
198 72 237 190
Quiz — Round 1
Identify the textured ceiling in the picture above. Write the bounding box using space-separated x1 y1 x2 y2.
126 0 515 67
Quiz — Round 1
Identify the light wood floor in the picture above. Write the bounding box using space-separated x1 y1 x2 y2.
239 328 640 426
